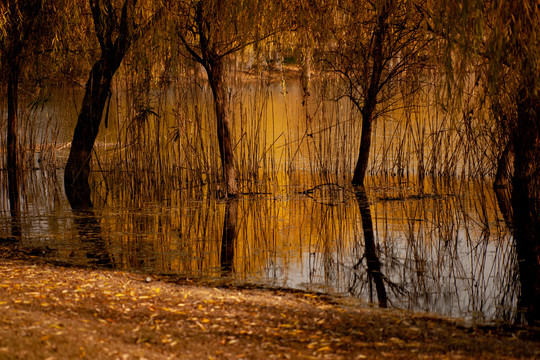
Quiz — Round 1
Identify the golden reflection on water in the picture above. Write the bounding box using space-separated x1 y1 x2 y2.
0 78 517 323
0 172 516 323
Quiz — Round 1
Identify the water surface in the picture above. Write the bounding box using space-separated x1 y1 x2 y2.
0 79 523 325
0 169 517 324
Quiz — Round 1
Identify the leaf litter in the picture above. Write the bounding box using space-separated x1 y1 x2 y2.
0 258 538 359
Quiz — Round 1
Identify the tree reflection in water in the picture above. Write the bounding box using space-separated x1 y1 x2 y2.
65 176 111 267
221 198 239 275
514 231 540 326
351 188 388 308
72 209 112 268
496 186 540 326
7 165 21 240
1 172 535 325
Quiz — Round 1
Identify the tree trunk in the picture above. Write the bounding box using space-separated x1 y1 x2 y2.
207 60 238 197
511 88 540 326
7 56 21 237
352 111 374 186
494 139 514 188
3 0 42 236
300 35 312 101
351 4 389 186
494 186 513 231
64 59 115 208
220 198 238 274
64 0 143 209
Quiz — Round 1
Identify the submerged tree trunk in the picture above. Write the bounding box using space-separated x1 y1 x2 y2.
3 0 42 234
207 60 238 197
64 59 116 208
511 88 540 326
7 57 20 216
177 0 242 197
220 198 239 274
6 56 21 238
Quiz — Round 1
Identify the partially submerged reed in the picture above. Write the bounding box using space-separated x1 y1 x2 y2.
0 75 521 323
300 72 500 187
1 58 504 209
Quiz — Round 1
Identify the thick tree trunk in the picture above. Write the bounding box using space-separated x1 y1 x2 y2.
511 89 540 326
494 186 513 231
220 198 238 274
207 60 238 197
64 59 115 208
64 0 142 209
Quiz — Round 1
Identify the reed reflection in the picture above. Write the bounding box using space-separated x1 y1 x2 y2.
0 165 525 324
353 188 387 308
221 198 239 275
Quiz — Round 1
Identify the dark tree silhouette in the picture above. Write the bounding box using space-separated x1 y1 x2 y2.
320 0 430 186
175 0 278 197
64 0 161 208
1 0 43 231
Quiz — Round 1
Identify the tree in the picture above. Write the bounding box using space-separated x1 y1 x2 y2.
174 0 278 197
428 0 540 325
320 0 431 186
64 0 161 208
0 0 43 226
502 4 540 325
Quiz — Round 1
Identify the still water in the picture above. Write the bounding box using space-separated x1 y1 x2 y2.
0 170 517 324
0 78 521 325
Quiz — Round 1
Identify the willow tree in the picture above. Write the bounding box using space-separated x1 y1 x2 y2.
0 0 43 222
428 0 540 325
64 0 162 208
320 0 431 186
174 0 278 197
483 0 539 326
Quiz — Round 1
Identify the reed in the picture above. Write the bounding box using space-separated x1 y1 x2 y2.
1 100 521 323
0 60 507 217
295 69 501 186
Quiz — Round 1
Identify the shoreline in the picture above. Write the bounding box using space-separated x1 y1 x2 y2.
0 256 538 359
